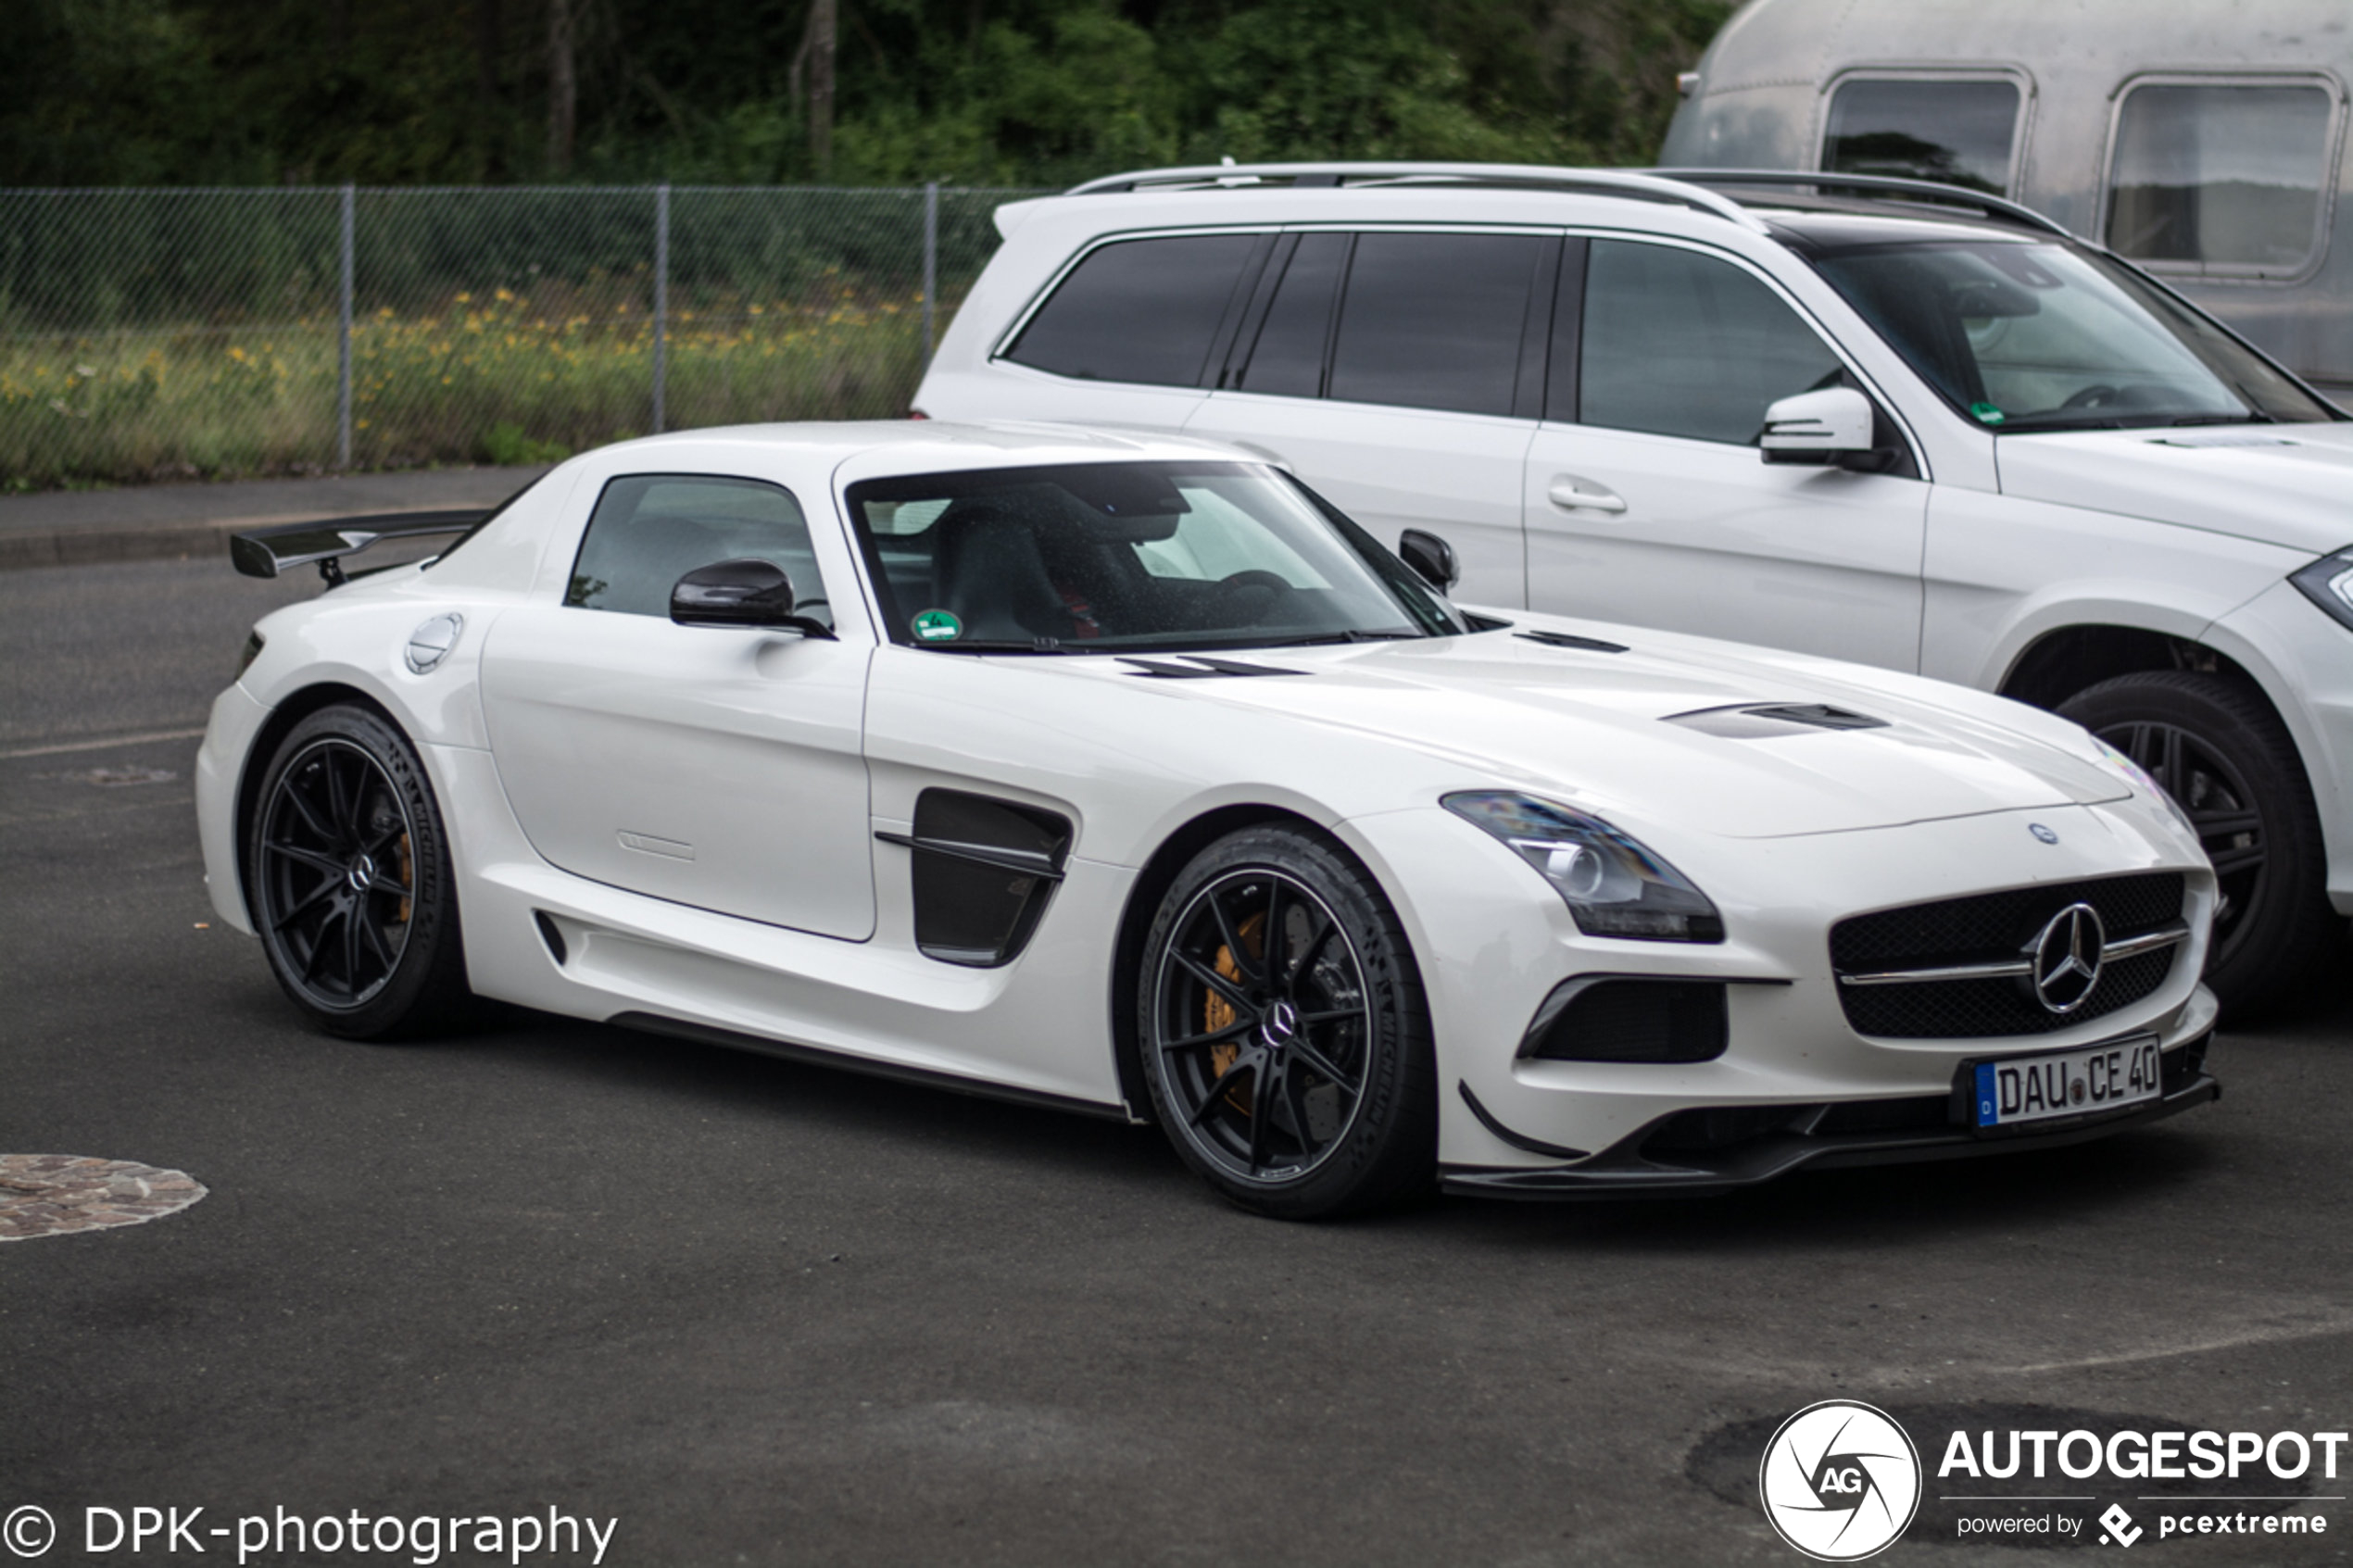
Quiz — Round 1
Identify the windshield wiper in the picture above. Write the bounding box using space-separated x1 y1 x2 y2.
2170 410 2274 426
1246 628 1425 647
913 637 1076 655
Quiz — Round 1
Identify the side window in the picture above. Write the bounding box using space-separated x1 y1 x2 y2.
1238 232 1349 397
1579 241 1843 445
1326 232 1543 416
2107 82 2337 274
1822 77 2022 196
566 475 829 626
1003 234 1263 386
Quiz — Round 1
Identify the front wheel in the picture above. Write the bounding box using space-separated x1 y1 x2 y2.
2058 671 2341 1015
1139 826 1436 1219
245 704 473 1039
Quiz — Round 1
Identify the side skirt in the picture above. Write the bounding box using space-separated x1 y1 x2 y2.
609 1010 1131 1123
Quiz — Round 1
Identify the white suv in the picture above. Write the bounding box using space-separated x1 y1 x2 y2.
913 163 2353 1012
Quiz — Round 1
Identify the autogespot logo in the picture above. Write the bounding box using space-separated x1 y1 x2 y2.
1759 1400 1923 1561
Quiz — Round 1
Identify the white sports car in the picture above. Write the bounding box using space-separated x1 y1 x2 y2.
197 422 2219 1217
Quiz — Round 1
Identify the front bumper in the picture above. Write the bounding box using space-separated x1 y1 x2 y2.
1441 1034 2218 1199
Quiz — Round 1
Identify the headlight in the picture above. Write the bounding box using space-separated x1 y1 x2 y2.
2092 737 2197 840
2291 546 2353 633
1443 791 1724 942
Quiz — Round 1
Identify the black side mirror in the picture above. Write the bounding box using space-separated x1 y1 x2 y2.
670 558 836 638
1397 529 1459 593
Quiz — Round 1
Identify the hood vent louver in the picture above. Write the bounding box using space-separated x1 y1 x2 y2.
1117 656 1305 678
1665 702 1890 739
1516 630 1629 654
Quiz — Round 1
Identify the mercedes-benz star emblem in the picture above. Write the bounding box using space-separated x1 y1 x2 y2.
2024 901 2105 1014
1258 999 1299 1050
2029 822 2059 845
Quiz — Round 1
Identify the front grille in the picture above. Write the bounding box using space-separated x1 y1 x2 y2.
1831 873 2186 1039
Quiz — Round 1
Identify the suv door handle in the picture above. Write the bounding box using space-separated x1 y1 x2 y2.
1547 476 1629 515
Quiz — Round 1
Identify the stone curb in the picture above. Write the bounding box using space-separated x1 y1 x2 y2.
0 519 258 572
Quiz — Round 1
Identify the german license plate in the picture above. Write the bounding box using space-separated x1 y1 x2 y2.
1972 1035 2162 1129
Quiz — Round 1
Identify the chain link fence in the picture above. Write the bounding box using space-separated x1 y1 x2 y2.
0 184 1046 489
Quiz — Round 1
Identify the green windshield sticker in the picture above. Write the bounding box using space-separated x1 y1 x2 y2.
912 608 963 643
1970 401 2007 426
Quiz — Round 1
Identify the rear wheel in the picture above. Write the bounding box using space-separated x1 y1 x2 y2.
1139 826 1435 1219
2058 671 2340 1014
245 704 473 1039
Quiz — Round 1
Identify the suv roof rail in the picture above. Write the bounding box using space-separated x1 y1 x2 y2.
1063 162 1772 232
1645 168 2074 238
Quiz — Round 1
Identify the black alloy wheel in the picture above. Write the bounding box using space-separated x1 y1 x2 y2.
247 705 472 1039
1140 826 1435 1219
2059 671 2341 1015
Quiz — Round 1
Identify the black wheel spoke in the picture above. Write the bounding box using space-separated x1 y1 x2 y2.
1173 950 1256 1016
271 878 338 931
321 751 352 834
342 899 367 983
2192 808 2261 840
1263 879 1288 983
299 909 339 982
1207 892 1261 985
1281 911 1335 994
1290 1038 1360 1095
1189 1051 1259 1129
281 780 335 842
2208 845 2265 877
1296 1006 1361 1028
355 909 396 972
266 839 346 878
1280 1065 1318 1152
1245 1057 1278 1172
1159 1017 1255 1054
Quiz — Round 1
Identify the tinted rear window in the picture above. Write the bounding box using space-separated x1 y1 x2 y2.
1003 234 1260 386
1327 232 1542 416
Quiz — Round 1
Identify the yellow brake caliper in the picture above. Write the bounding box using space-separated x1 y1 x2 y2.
1205 911 1265 1113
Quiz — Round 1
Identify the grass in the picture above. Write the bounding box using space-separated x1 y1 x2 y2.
0 281 939 489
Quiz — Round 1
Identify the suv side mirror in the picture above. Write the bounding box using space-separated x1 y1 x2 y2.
1760 387 1876 465
670 558 836 638
1397 529 1460 593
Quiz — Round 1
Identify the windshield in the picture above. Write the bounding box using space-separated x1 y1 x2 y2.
1806 239 2334 432
846 460 1463 652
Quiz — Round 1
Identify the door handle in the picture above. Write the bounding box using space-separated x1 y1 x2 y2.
1546 476 1629 515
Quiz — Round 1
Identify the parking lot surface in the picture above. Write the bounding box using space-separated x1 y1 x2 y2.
5 555 2351 1565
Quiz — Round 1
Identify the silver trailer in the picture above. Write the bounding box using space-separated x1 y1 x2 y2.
1661 0 2353 396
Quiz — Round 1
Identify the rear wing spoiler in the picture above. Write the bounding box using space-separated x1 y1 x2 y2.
229 509 486 586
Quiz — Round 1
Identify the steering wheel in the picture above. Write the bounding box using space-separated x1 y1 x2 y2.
1214 570 1291 623
2059 383 2122 411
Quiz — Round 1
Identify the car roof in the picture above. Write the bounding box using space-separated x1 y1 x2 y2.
1008 162 2067 249
562 419 1258 478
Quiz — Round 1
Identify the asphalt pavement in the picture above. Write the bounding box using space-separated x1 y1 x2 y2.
5 553 2352 1567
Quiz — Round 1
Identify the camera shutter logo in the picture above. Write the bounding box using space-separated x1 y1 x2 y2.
1757 1400 1921 1561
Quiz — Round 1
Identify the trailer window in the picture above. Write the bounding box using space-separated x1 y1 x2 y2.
2106 83 2336 275
1823 78 2020 197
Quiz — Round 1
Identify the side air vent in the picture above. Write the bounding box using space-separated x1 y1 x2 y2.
1665 702 1889 738
877 790 1074 968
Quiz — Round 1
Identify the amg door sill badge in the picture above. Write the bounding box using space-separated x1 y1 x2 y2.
616 830 696 860
1456 1081 1590 1161
1515 630 1629 654
1116 655 1306 678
